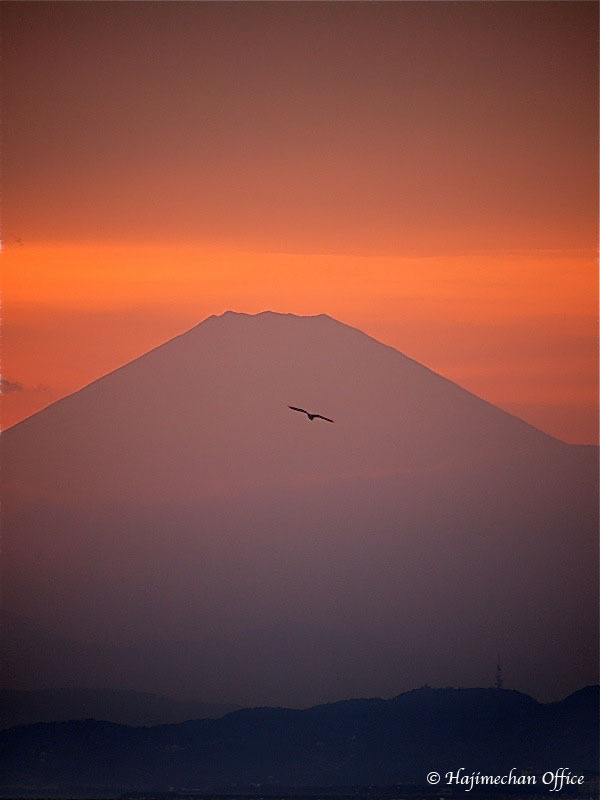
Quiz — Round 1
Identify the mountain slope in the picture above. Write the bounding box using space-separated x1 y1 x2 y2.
1 312 597 705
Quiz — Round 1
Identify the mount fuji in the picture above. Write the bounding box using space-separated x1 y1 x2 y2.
1 311 597 706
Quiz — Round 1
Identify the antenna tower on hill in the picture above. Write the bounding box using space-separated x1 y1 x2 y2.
495 654 503 690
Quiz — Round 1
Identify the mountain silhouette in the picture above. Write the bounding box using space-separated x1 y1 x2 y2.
0 686 597 796
1 311 597 705
0 688 239 729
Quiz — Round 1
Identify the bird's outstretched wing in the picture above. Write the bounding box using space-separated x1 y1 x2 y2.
314 414 334 423
288 406 308 414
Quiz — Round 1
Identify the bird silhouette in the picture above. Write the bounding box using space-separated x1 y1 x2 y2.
288 406 334 423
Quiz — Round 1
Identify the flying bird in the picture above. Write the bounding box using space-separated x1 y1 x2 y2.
288 406 334 423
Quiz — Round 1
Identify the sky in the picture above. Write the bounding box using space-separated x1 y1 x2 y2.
1 1 598 444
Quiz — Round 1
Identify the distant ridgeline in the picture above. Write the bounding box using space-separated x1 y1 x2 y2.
0 687 240 730
0 686 597 797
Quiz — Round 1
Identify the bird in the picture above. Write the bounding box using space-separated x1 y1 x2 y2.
288 406 334 423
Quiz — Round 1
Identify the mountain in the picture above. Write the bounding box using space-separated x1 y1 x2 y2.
0 686 597 797
1 311 597 705
0 688 239 730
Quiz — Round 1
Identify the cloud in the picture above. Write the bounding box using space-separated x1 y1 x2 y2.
0 378 51 394
1 378 24 393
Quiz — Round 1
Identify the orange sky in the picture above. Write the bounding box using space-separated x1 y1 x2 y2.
1 2 598 443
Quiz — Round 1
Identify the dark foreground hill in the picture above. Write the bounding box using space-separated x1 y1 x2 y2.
0 686 597 798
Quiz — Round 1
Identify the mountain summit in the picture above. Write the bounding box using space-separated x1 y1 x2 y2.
1 312 597 705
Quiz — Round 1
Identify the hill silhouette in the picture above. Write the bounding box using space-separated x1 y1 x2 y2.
0 688 239 730
0 686 597 796
1 311 597 705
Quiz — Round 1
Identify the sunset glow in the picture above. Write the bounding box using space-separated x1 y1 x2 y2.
1 1 598 443
2 242 597 442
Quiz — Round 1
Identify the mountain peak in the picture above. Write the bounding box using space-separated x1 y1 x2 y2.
209 308 339 326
